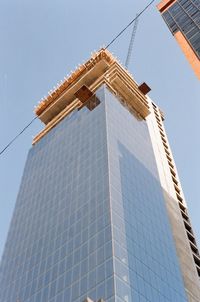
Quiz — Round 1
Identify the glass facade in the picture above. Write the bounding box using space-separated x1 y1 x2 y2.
105 88 187 301
162 0 200 58
0 88 114 302
0 86 188 301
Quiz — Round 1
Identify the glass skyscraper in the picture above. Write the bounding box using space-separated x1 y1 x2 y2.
157 0 200 79
0 49 199 302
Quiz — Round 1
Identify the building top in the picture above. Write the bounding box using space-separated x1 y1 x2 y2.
35 49 114 119
33 49 151 144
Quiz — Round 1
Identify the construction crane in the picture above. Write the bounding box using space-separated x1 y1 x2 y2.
125 15 139 69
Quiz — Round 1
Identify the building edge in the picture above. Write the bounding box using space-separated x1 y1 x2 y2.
147 99 200 301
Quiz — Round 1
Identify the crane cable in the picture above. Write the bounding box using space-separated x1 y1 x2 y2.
105 0 155 49
0 116 38 156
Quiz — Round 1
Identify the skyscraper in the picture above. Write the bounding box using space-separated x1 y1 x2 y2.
0 49 199 302
157 0 200 79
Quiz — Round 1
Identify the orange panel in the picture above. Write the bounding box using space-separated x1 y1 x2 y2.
175 31 200 80
157 0 176 13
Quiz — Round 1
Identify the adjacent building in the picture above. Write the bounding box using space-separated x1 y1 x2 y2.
0 49 200 302
157 0 200 79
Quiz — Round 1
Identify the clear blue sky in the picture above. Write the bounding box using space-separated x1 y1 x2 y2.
0 0 199 260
